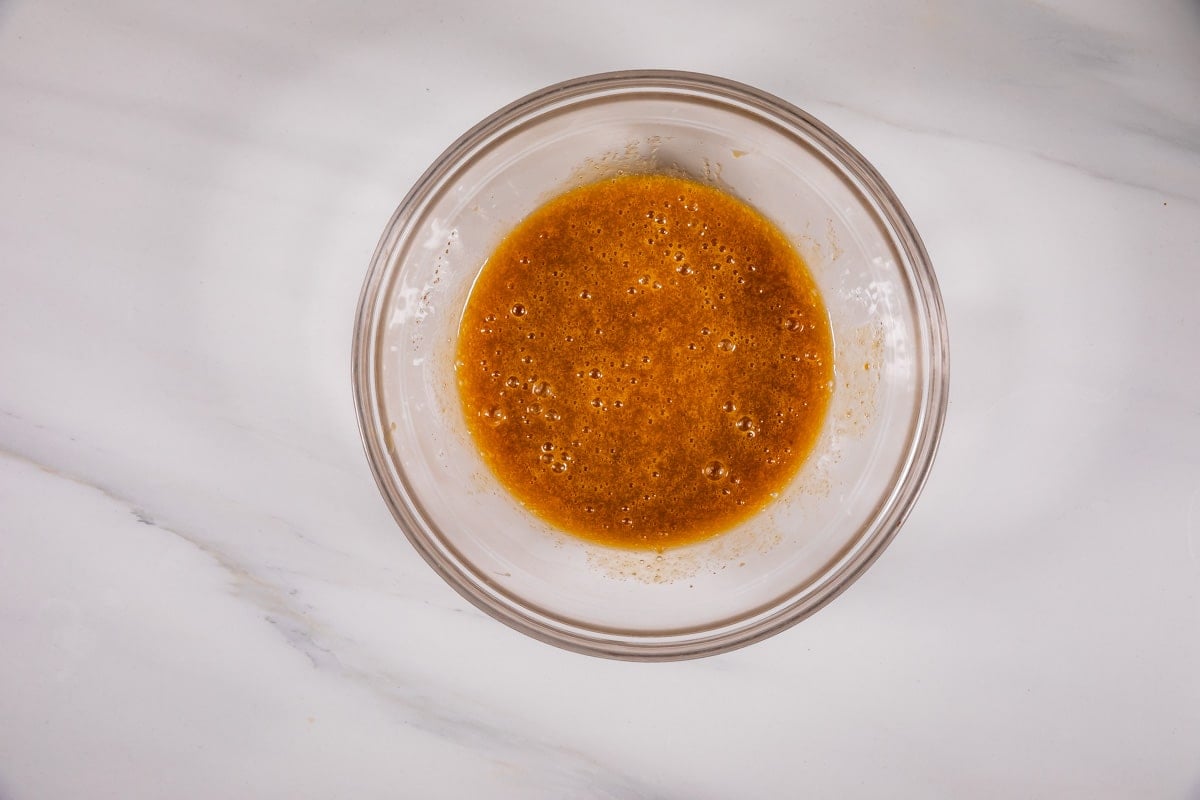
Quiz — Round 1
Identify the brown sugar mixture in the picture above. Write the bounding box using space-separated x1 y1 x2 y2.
456 174 833 549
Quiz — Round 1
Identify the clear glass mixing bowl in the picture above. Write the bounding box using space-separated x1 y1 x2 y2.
352 70 948 659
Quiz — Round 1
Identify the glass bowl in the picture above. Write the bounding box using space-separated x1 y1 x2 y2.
352 70 948 660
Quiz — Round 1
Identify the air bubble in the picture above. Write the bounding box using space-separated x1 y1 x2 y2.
717 339 736 352
482 406 505 424
676 264 693 275
532 380 552 396
541 442 555 453
551 461 568 474
591 398 605 408
785 318 802 331
544 410 561 422
504 376 521 389
580 290 592 300
722 400 737 413
702 461 727 481
736 416 754 432
588 368 602 379
510 303 527 317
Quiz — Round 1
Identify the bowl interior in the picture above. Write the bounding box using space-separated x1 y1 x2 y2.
360 76 942 656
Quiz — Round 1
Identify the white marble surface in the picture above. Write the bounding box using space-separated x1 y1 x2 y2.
2 0 1198 796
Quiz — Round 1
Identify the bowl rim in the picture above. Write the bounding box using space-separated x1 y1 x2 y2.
352 69 949 661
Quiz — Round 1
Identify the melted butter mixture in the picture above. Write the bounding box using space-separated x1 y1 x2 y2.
456 174 833 549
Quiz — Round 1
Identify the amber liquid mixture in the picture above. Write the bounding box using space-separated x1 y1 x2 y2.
456 174 833 549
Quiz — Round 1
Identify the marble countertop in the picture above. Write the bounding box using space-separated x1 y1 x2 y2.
2 1 1198 796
